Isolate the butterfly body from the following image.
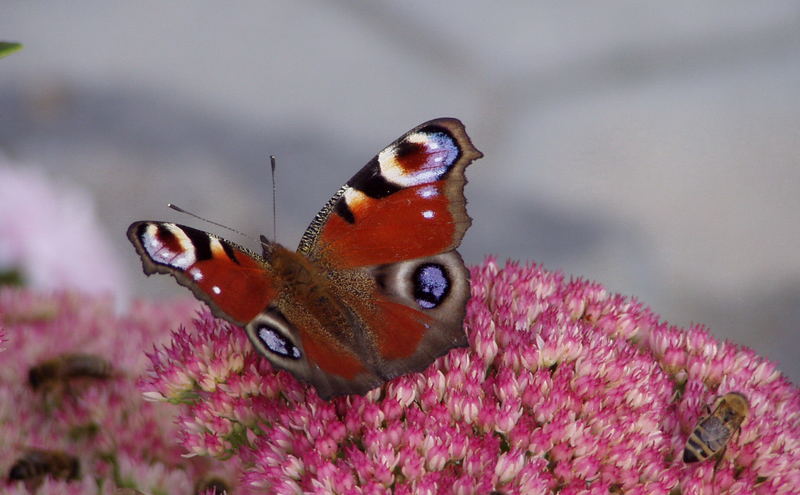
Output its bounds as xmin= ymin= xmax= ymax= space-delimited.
xmin=128 ymin=118 xmax=482 ymax=399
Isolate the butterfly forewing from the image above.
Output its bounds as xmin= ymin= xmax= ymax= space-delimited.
xmin=298 ymin=118 xmax=482 ymax=268
xmin=127 ymin=222 xmax=277 ymax=325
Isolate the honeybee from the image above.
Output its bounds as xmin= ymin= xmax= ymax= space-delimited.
xmin=7 ymin=449 xmax=80 ymax=488
xmin=683 ymin=392 xmax=749 ymax=464
xmin=28 ymin=353 xmax=113 ymax=391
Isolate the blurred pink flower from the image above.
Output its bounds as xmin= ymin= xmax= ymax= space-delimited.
xmin=141 ymin=258 xmax=800 ymax=494
xmin=0 ymin=289 xmax=236 ymax=494
xmin=0 ymin=161 xmax=126 ymax=296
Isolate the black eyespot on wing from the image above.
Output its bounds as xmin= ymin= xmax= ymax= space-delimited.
xmin=334 ymin=198 xmax=356 ymax=224
xmin=394 ymin=139 xmax=425 ymax=159
xmin=256 ymin=324 xmax=302 ymax=360
xmin=412 ymin=263 xmax=451 ymax=309
xmin=417 ymin=124 xmax=456 ymax=139
xmin=133 ymin=221 xmax=149 ymax=241
xmin=179 ymin=225 xmax=213 ymax=261
xmin=219 ymin=239 xmax=241 ymax=264
xmin=350 ymin=157 xmax=402 ymax=198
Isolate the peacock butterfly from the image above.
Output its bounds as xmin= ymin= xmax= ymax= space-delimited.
xmin=127 ymin=118 xmax=483 ymax=399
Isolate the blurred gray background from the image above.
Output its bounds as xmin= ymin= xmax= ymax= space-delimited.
xmin=1 ymin=2 xmax=798 ymax=383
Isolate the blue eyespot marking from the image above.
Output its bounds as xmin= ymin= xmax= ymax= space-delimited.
xmin=413 ymin=263 xmax=450 ymax=309
xmin=258 ymin=326 xmax=301 ymax=360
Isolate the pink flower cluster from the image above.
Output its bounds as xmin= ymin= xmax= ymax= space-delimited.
xmin=141 ymin=258 xmax=800 ymax=494
xmin=0 ymin=289 xmax=236 ymax=494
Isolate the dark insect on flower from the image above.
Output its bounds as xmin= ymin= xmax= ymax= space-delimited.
xmin=8 ymin=449 xmax=80 ymax=489
xmin=195 ymin=476 xmax=230 ymax=494
xmin=683 ymin=392 xmax=750 ymax=464
xmin=28 ymin=353 xmax=113 ymax=391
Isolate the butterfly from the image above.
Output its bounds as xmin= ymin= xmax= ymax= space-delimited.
xmin=127 ymin=118 xmax=483 ymax=399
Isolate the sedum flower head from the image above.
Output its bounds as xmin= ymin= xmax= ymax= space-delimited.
xmin=142 ymin=258 xmax=800 ymax=494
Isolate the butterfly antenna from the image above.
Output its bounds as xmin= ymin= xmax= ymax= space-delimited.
xmin=270 ymin=155 xmax=277 ymax=242
xmin=168 ymin=203 xmax=254 ymax=241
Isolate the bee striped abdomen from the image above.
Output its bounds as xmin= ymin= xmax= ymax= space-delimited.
xmin=683 ymin=392 xmax=749 ymax=464
xmin=684 ymin=416 xmax=731 ymax=462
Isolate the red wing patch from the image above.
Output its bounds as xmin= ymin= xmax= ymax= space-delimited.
xmin=298 ymin=328 xmax=366 ymax=379
xmin=319 ymin=181 xmax=464 ymax=267
xmin=367 ymin=299 xmax=431 ymax=360
xmin=127 ymin=222 xmax=277 ymax=325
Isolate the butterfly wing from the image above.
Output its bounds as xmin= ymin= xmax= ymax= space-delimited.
xmin=297 ymin=118 xmax=482 ymax=267
xmin=127 ymin=222 xmax=277 ymax=326
xmin=276 ymin=118 xmax=482 ymax=394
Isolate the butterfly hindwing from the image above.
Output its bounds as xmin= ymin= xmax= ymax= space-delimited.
xmin=361 ymin=250 xmax=470 ymax=379
xmin=127 ymin=222 xmax=277 ymax=325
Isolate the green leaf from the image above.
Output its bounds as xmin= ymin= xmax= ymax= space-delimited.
xmin=0 ymin=42 xmax=23 ymax=59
